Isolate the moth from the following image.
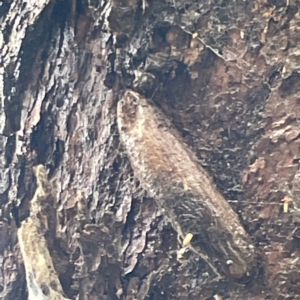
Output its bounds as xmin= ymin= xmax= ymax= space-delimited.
xmin=117 ymin=90 xmax=257 ymax=281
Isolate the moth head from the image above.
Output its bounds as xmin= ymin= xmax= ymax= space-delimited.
xmin=117 ymin=91 xmax=141 ymax=130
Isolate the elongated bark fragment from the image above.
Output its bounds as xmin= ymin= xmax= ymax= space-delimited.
xmin=18 ymin=217 xmax=70 ymax=300
xmin=18 ymin=165 xmax=69 ymax=300
xmin=117 ymin=90 xmax=257 ymax=281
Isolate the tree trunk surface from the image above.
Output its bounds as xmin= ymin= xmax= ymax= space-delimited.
xmin=1 ymin=0 xmax=300 ymax=299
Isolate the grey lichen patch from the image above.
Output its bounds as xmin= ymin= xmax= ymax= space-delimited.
xmin=17 ymin=165 xmax=70 ymax=300
xmin=117 ymin=90 xmax=257 ymax=281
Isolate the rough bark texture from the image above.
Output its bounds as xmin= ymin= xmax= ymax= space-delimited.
xmin=1 ymin=0 xmax=300 ymax=299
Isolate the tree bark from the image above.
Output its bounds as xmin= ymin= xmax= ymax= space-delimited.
xmin=1 ymin=0 xmax=300 ymax=299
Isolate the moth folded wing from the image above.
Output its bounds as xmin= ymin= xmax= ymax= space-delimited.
xmin=162 ymin=188 xmax=257 ymax=281
xmin=116 ymin=90 xmax=258 ymax=281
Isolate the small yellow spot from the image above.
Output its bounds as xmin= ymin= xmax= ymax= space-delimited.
xmin=282 ymin=65 xmax=286 ymax=74
xmin=192 ymin=32 xmax=198 ymax=39
xmin=183 ymin=182 xmax=189 ymax=191
xmin=281 ymin=196 xmax=293 ymax=213
xmin=183 ymin=233 xmax=193 ymax=246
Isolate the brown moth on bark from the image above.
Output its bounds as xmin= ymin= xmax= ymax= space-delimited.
xmin=117 ymin=90 xmax=257 ymax=281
